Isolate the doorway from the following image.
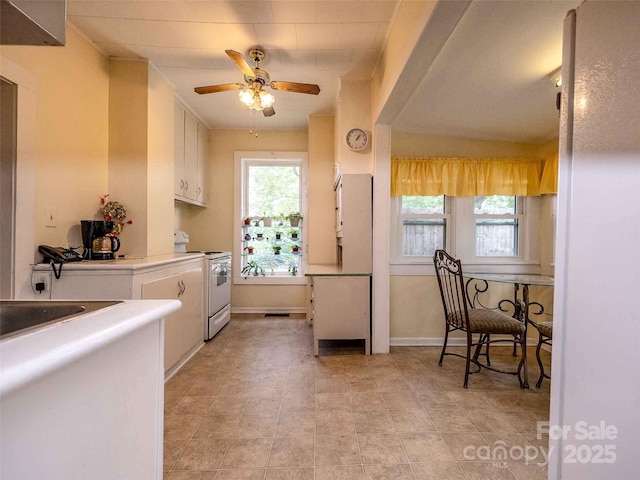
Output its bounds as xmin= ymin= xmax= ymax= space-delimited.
xmin=1 ymin=76 xmax=17 ymax=298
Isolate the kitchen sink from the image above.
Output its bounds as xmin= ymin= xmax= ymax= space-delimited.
xmin=0 ymin=300 xmax=122 ymax=339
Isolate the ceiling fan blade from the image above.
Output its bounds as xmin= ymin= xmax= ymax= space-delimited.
xmin=194 ymin=83 xmax=245 ymax=95
xmin=262 ymin=106 xmax=275 ymax=117
xmin=270 ymin=81 xmax=320 ymax=95
xmin=225 ymin=50 xmax=255 ymax=78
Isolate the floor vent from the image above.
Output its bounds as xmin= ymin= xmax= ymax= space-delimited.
xmin=264 ymin=313 xmax=290 ymax=318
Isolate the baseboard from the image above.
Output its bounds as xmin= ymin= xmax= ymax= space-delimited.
xmin=164 ymin=341 xmax=204 ymax=382
xmin=231 ymin=307 xmax=307 ymax=315
xmin=390 ymin=337 xmax=542 ymax=347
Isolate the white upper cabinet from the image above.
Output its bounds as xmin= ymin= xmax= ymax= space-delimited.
xmin=196 ymin=122 xmax=209 ymax=204
xmin=174 ymin=99 xmax=208 ymax=206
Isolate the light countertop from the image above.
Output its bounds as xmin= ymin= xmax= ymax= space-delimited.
xmin=34 ymin=252 xmax=204 ymax=272
xmin=305 ymin=264 xmax=372 ymax=276
xmin=0 ymin=299 xmax=181 ymax=396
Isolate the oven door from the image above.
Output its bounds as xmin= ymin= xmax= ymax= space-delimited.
xmin=209 ymin=258 xmax=231 ymax=316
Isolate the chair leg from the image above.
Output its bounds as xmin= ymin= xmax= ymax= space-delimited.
xmin=464 ymin=333 xmax=473 ymax=388
xmin=471 ymin=333 xmax=491 ymax=366
xmin=439 ymin=327 xmax=450 ymax=366
xmin=517 ymin=333 xmax=529 ymax=388
xmin=535 ymin=336 xmax=546 ymax=388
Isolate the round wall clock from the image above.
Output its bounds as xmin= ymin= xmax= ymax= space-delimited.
xmin=346 ymin=128 xmax=369 ymax=151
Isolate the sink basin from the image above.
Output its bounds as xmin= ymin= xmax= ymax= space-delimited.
xmin=0 ymin=301 xmax=122 ymax=339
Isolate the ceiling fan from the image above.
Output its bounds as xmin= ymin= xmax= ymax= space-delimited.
xmin=194 ymin=49 xmax=321 ymax=117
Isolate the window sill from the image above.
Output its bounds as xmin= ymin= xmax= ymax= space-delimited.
xmin=390 ymin=259 xmax=541 ymax=276
xmin=233 ymin=275 xmax=307 ymax=285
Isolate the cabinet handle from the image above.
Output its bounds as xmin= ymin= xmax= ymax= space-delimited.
xmin=184 ymin=181 xmax=189 ymax=192
xmin=177 ymin=280 xmax=186 ymax=297
xmin=196 ymin=187 xmax=201 ymax=196
xmin=180 ymin=179 xmax=185 ymax=190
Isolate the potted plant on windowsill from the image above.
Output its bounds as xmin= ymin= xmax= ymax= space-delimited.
xmin=287 ymin=212 xmax=303 ymax=227
xmin=262 ymin=214 xmax=273 ymax=227
xmin=289 ymin=229 xmax=299 ymax=240
xmin=275 ymin=230 xmax=283 ymax=240
xmin=244 ymin=246 xmax=255 ymax=255
xmin=243 ymin=217 xmax=252 ymax=226
xmin=272 ymin=245 xmax=282 ymax=255
xmin=241 ymin=260 xmax=265 ymax=277
xmin=291 ymin=245 xmax=300 ymax=254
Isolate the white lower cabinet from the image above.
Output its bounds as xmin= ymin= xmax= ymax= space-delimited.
xmin=309 ymin=275 xmax=370 ymax=355
xmin=43 ymin=256 xmax=204 ymax=377
xmin=142 ymin=267 xmax=203 ymax=373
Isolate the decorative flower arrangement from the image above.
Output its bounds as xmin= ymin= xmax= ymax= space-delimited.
xmin=100 ymin=194 xmax=132 ymax=235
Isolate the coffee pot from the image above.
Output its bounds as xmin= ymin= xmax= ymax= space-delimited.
xmin=81 ymin=220 xmax=120 ymax=260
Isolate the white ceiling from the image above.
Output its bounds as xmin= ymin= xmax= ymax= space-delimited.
xmin=68 ymin=0 xmax=580 ymax=143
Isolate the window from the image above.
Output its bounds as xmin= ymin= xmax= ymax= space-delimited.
xmin=234 ymin=152 xmax=308 ymax=284
xmin=391 ymin=195 xmax=540 ymax=273
xmin=397 ymin=195 xmax=449 ymax=257
xmin=474 ymin=195 xmax=521 ymax=257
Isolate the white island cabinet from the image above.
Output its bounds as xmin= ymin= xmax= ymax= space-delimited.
xmin=306 ymin=265 xmax=371 ymax=355
xmin=38 ymin=254 xmax=205 ymax=377
xmin=0 ymin=299 xmax=180 ymax=480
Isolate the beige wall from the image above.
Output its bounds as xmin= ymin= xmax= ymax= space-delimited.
xmin=2 ymin=27 xmax=176 ymax=298
xmin=176 ymin=128 xmax=315 ymax=310
xmin=146 ymin=65 xmax=175 ymax=256
xmin=336 ymin=78 xmax=373 ymax=175
xmin=388 ymin=131 xmax=556 ymax=343
xmin=537 ymin=139 xmax=559 ymax=276
xmin=108 ymin=59 xmax=175 ymax=258
xmin=1 ymin=26 xmax=110 ymax=252
xmin=308 ymin=115 xmax=336 ymax=265
xmin=108 ymin=59 xmax=149 ymax=257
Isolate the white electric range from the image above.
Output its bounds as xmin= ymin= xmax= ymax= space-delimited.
xmin=194 ymin=251 xmax=231 ymax=340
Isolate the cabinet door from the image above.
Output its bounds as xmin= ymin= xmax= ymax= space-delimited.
xmin=183 ymin=111 xmax=198 ymax=201
xmin=174 ymin=100 xmax=186 ymax=196
xmin=196 ymin=122 xmax=208 ymax=204
xmin=313 ymin=276 xmax=370 ymax=341
xmin=142 ymin=267 xmax=203 ymax=372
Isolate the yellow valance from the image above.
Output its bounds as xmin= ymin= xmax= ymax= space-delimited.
xmin=391 ymin=157 xmax=557 ymax=197
xmin=539 ymin=151 xmax=558 ymax=194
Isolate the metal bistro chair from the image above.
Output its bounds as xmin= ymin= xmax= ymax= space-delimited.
xmin=532 ymin=320 xmax=553 ymax=387
xmin=433 ymin=250 xmax=528 ymax=388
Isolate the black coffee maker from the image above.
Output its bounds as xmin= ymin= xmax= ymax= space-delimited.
xmin=81 ymin=220 xmax=120 ymax=260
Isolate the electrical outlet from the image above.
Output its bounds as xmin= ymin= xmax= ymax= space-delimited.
xmin=36 ymin=274 xmax=49 ymax=292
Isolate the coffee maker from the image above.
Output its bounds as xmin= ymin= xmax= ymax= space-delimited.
xmin=81 ymin=220 xmax=120 ymax=260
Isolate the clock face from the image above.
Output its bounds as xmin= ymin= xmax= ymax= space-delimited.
xmin=346 ymin=128 xmax=368 ymax=151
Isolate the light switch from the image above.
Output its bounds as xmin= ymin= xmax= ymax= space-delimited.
xmin=45 ymin=206 xmax=57 ymax=227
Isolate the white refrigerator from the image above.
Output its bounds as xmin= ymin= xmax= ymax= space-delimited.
xmin=551 ymin=2 xmax=640 ymax=479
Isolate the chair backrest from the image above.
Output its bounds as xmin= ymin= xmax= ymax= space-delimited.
xmin=433 ymin=249 xmax=470 ymax=331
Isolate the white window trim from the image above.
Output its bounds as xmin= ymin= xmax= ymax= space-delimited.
xmin=390 ymin=195 xmax=453 ymax=264
xmin=390 ymin=196 xmax=541 ymax=276
xmin=233 ymin=151 xmax=308 ymax=285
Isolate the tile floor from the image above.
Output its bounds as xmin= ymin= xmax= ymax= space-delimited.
xmin=164 ymin=316 xmax=551 ymax=480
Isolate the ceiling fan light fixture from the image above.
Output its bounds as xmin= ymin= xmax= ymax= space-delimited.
xmin=259 ymin=91 xmax=275 ymax=108
xmin=239 ymin=87 xmax=255 ymax=107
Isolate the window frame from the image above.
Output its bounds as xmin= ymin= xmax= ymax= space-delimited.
xmin=233 ymin=151 xmax=308 ymax=285
xmin=391 ymin=195 xmax=453 ymax=263
xmin=471 ymin=195 xmax=523 ymax=259
xmin=391 ymin=195 xmax=541 ymax=275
